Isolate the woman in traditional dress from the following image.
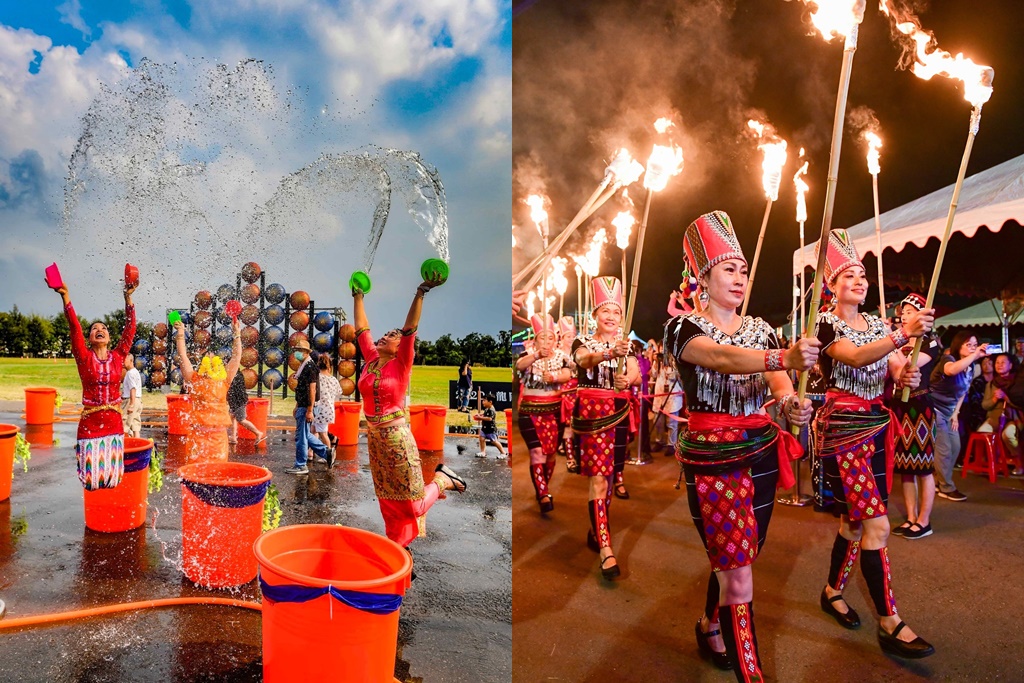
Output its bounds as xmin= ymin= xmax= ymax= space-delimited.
xmin=664 ymin=211 xmax=818 ymax=681
xmin=351 ymin=274 xmax=465 ymax=551
xmin=570 ymin=276 xmax=639 ymax=580
xmin=516 ymin=313 xmax=573 ymax=513
xmin=51 ymin=276 xmax=137 ymax=490
xmin=173 ymin=317 xmax=242 ymax=462
xmin=888 ymin=293 xmax=943 ymax=540
xmin=812 ymin=230 xmax=936 ymax=658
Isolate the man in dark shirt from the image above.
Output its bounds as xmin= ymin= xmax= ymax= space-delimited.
xmin=286 ymin=340 xmax=327 ymax=474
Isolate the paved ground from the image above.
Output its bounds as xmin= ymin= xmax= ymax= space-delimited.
xmin=0 ymin=401 xmax=511 ymax=682
xmin=510 ymin=423 xmax=1024 ymax=682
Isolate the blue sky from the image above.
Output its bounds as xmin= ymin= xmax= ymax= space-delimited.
xmin=0 ymin=0 xmax=511 ymax=340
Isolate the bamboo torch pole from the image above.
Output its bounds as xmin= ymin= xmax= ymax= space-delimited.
xmin=741 ymin=199 xmax=774 ymax=317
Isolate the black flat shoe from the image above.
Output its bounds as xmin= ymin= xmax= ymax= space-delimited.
xmin=587 ymin=530 xmax=600 ymax=553
xmin=820 ymin=589 xmax=861 ymax=629
xmin=878 ymin=621 xmax=935 ymax=658
xmin=600 ymin=554 xmax=621 ymax=580
xmin=695 ymin=620 xmax=733 ymax=671
xmin=613 ymin=483 xmax=630 ymax=500
xmin=539 ymin=495 xmax=554 ymax=514
xmin=891 ymin=520 xmax=913 ymax=537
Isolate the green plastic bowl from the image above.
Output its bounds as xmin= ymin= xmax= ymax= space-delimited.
xmin=420 ymin=258 xmax=450 ymax=284
xmin=349 ymin=271 xmax=372 ymax=294
xmin=168 ymin=310 xmax=182 ymax=326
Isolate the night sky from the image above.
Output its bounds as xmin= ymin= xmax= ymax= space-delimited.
xmin=512 ymin=0 xmax=1024 ymax=339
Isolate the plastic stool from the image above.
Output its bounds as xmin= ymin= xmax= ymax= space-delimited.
xmin=962 ymin=432 xmax=1009 ymax=483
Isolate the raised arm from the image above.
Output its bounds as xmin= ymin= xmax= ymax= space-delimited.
xmin=225 ymin=318 xmax=242 ymax=386
xmin=173 ymin=321 xmax=195 ymax=384
xmin=52 ymin=283 xmax=88 ymax=362
xmin=827 ymin=309 xmax=933 ymax=369
xmin=353 ymin=290 xmax=369 ymax=332
xmin=113 ymin=282 xmax=138 ymax=357
xmin=681 ymin=335 xmax=820 ymax=376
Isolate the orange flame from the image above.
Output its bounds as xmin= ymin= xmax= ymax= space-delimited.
xmin=643 ymin=145 xmax=683 ymax=192
xmin=864 ymin=131 xmax=882 ymax=175
xmin=524 ymin=195 xmax=548 ymax=237
xmin=654 ymin=117 xmax=675 ymax=134
xmin=794 ymin=152 xmax=809 ymax=224
xmin=748 ymin=119 xmax=789 ymax=202
xmin=611 ymin=211 xmax=635 ymax=249
xmin=801 ymin=0 xmax=866 ymax=42
xmin=573 ymin=228 xmax=608 ymax=277
xmin=606 ymin=148 xmax=645 ymax=187
xmin=879 ymin=0 xmax=994 ymax=107
xmin=550 ymin=257 xmax=569 ymax=296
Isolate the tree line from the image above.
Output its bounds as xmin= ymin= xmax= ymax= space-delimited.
xmin=0 ymin=306 xmax=512 ymax=367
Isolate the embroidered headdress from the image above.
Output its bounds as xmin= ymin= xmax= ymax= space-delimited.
xmin=530 ymin=313 xmax=556 ymax=338
xmin=591 ymin=276 xmax=623 ymax=316
xmin=816 ymin=229 xmax=863 ymax=285
xmin=557 ymin=315 xmax=576 ymax=340
xmin=683 ymin=211 xmax=746 ymax=282
xmin=900 ymin=292 xmax=926 ymax=311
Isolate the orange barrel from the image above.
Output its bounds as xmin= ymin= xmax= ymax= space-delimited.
xmin=255 ymin=525 xmax=412 ymax=683
xmin=179 ymin=462 xmax=272 ymax=588
xmin=329 ymin=401 xmax=362 ymax=446
xmin=0 ymin=424 xmax=19 ymax=503
xmin=24 ymin=424 xmax=54 ymax=449
xmin=83 ymin=437 xmax=153 ymax=533
xmin=167 ymin=394 xmax=191 ymax=435
xmin=24 ymin=387 xmax=57 ymax=425
xmin=504 ymin=409 xmax=512 ymax=428
xmin=239 ymin=398 xmax=270 ymax=440
xmin=408 ymin=405 xmax=447 ymax=451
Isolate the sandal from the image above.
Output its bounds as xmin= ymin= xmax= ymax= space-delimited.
xmin=566 ymin=459 xmax=579 ymax=474
xmin=539 ymin=495 xmax=554 ymax=514
xmin=435 ymin=464 xmax=467 ymax=493
xmin=600 ymin=553 xmax=621 ymax=580
xmin=614 ymin=483 xmax=630 ymax=500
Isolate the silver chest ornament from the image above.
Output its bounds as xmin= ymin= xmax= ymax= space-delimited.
xmin=819 ymin=312 xmax=889 ymax=399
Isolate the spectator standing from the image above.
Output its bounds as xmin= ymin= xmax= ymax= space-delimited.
xmin=458 ymin=358 xmax=473 ymax=412
xmin=285 ymin=339 xmax=327 ymax=474
xmin=313 ymin=353 xmax=343 ymax=466
xmin=121 ymin=353 xmax=143 ymax=439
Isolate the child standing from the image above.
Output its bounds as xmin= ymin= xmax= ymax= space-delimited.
xmin=475 ymin=393 xmax=507 ymax=459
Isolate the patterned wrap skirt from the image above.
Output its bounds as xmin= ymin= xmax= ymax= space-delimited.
xmin=571 ymin=388 xmax=631 ymax=478
xmin=367 ymin=422 xmax=427 ymax=545
xmin=560 ymin=378 xmax=578 ymax=427
xmin=518 ymin=394 xmax=562 ymax=454
xmin=76 ymin=433 xmax=125 ymax=491
xmin=814 ymin=392 xmax=898 ymax=521
xmin=891 ymin=392 xmax=935 ymax=475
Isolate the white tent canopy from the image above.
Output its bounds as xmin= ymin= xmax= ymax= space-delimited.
xmin=793 ymin=153 xmax=1024 ymax=276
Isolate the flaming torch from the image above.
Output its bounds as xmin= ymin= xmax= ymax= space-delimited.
xmin=741 ymin=118 xmax=789 ymax=317
xmin=879 ymin=4 xmax=995 ymax=401
xmin=794 ymin=151 xmax=810 ymax=335
xmin=612 ymin=209 xmax=636 ymax=305
xmin=864 ymin=130 xmax=887 ymax=319
xmin=619 ymin=122 xmax=685 ymax=370
xmin=792 ymin=0 xmax=867 ymax=431
xmin=513 ymin=149 xmax=644 ymax=291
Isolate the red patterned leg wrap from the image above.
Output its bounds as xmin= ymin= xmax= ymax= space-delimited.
xmin=614 ymin=468 xmax=624 ymax=486
xmin=861 ymin=547 xmax=899 ymax=617
xmin=695 ymin=470 xmax=759 ymax=571
xmin=837 ymin=440 xmax=886 ymax=521
xmin=720 ymin=602 xmax=763 ymax=683
xmin=530 ymin=463 xmax=549 ymax=500
xmin=589 ymin=497 xmax=612 ymax=549
xmin=544 ymin=454 xmax=556 ymax=482
xmin=828 ymin=534 xmax=860 ymax=592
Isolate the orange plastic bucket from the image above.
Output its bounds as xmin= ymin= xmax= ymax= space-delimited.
xmin=329 ymin=401 xmax=362 ymax=446
xmin=24 ymin=387 xmax=57 ymax=425
xmin=239 ymin=397 xmax=270 ymax=440
xmin=167 ymin=394 xmax=191 ymax=435
xmin=0 ymin=424 xmax=19 ymax=503
xmin=408 ymin=404 xmax=446 ymax=451
xmin=255 ymin=525 xmax=412 ymax=683
xmin=83 ymin=437 xmax=153 ymax=533
xmin=179 ymin=462 xmax=272 ymax=588
xmin=24 ymin=424 xmax=54 ymax=449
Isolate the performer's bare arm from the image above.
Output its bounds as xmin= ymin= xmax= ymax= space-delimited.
xmin=681 ymin=336 xmax=820 ymax=376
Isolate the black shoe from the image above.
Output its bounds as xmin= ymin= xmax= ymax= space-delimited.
xmin=891 ymin=520 xmax=913 ymax=537
xmin=613 ymin=483 xmax=630 ymax=500
xmin=878 ymin=621 xmax=935 ymax=658
xmin=937 ymin=489 xmax=967 ymax=502
xmin=587 ymin=530 xmax=600 ymax=553
xmin=539 ymin=495 xmax=554 ymax=514
xmin=695 ymin=620 xmax=733 ymax=671
xmin=600 ymin=554 xmax=621 ymax=580
xmin=903 ymin=523 xmax=932 ymax=539
xmin=820 ymin=589 xmax=861 ymax=629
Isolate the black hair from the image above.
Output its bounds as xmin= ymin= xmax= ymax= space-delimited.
xmin=947 ymin=329 xmax=976 ymax=359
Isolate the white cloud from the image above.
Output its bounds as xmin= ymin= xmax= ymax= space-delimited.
xmin=57 ymin=0 xmax=91 ymax=38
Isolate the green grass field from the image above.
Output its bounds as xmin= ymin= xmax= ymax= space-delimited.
xmin=0 ymin=359 xmax=511 ymax=427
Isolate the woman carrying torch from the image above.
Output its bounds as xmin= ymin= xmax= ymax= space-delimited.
xmin=570 ymin=276 xmax=638 ymax=580
xmin=664 ymin=211 xmax=817 ymax=681
xmin=811 ymin=231 xmax=935 ymax=659
xmin=515 ymin=314 xmax=573 ymax=514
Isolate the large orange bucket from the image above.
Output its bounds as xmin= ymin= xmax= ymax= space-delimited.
xmin=179 ymin=462 xmax=271 ymax=588
xmin=0 ymin=424 xmax=19 ymax=503
xmin=255 ymin=525 xmax=412 ymax=683
xmin=329 ymin=401 xmax=362 ymax=446
xmin=408 ymin=404 xmax=446 ymax=451
xmin=239 ymin=397 xmax=270 ymax=440
xmin=24 ymin=387 xmax=57 ymax=425
xmin=83 ymin=437 xmax=152 ymax=533
xmin=167 ymin=394 xmax=191 ymax=435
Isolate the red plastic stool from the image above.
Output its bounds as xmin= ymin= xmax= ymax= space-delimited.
xmin=962 ymin=433 xmax=1009 ymax=483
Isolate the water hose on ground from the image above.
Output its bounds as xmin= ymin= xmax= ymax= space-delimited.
xmin=0 ymin=597 xmax=261 ymax=631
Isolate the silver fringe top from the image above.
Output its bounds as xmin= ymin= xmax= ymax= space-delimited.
xmin=818 ymin=311 xmax=889 ymax=400
xmin=573 ymin=336 xmax=628 ymax=390
xmin=665 ymin=314 xmax=776 ymax=417
xmin=517 ymin=348 xmax=572 ymax=391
